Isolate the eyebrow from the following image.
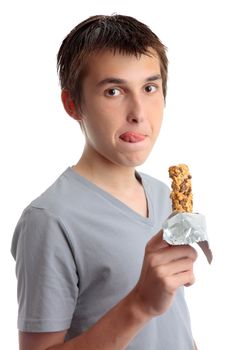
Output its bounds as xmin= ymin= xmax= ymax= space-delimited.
xmin=96 ymin=74 xmax=162 ymax=87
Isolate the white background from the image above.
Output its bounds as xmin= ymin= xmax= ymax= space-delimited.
xmin=1 ymin=0 xmax=232 ymax=348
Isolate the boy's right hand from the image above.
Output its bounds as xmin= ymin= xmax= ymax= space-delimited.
xmin=132 ymin=230 xmax=197 ymax=318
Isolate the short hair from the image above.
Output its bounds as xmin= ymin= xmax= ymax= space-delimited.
xmin=57 ymin=14 xmax=168 ymax=105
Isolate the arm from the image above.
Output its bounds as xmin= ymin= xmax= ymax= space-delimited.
xmin=20 ymin=290 xmax=151 ymax=350
xmin=19 ymin=230 xmax=197 ymax=350
xmin=19 ymin=331 xmax=67 ymax=350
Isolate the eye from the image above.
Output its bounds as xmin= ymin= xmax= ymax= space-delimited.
xmin=105 ymin=88 xmax=121 ymax=97
xmin=144 ymin=85 xmax=158 ymax=93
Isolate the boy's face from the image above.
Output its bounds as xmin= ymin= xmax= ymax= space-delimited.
xmin=78 ymin=49 xmax=164 ymax=168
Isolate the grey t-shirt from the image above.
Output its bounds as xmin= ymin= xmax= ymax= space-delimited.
xmin=11 ymin=167 xmax=194 ymax=349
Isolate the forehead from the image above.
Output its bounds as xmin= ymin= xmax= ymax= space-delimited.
xmin=83 ymin=49 xmax=161 ymax=84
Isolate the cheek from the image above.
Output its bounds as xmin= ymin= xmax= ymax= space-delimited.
xmin=85 ymin=99 xmax=113 ymax=123
xmin=150 ymin=103 xmax=164 ymax=127
xmin=84 ymin=117 xmax=113 ymax=144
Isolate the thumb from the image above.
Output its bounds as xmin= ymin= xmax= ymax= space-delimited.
xmin=146 ymin=229 xmax=170 ymax=252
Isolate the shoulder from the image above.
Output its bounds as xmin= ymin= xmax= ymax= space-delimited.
xmin=11 ymin=168 xmax=76 ymax=258
xmin=11 ymin=205 xmax=68 ymax=260
xmin=27 ymin=167 xmax=86 ymax=217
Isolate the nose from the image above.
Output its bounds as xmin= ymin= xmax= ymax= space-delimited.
xmin=126 ymin=94 xmax=145 ymax=124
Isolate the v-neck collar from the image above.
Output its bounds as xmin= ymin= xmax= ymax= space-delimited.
xmin=65 ymin=167 xmax=155 ymax=226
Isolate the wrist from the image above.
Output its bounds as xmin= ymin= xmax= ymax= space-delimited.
xmin=125 ymin=287 xmax=154 ymax=326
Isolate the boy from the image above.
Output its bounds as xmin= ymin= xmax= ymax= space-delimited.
xmin=11 ymin=14 xmax=198 ymax=350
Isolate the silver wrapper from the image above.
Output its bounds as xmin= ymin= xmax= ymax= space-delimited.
xmin=162 ymin=212 xmax=213 ymax=264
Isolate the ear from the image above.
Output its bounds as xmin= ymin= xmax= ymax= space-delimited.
xmin=61 ymin=89 xmax=82 ymax=121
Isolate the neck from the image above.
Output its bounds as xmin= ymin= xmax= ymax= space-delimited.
xmin=72 ymin=146 xmax=139 ymax=193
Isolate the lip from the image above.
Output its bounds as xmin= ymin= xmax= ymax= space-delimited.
xmin=119 ymin=131 xmax=146 ymax=143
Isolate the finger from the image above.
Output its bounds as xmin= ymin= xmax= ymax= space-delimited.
xmin=157 ymin=245 xmax=198 ymax=263
xmin=171 ymin=270 xmax=196 ymax=289
xmin=184 ymin=282 xmax=193 ymax=287
xmin=156 ymin=258 xmax=194 ymax=277
xmin=147 ymin=244 xmax=198 ymax=268
xmin=146 ymin=230 xmax=170 ymax=253
xmin=180 ymin=270 xmax=195 ymax=286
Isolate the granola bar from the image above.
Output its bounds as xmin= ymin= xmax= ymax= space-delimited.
xmin=168 ymin=164 xmax=193 ymax=212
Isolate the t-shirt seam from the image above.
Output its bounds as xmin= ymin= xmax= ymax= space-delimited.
xmin=28 ymin=205 xmax=79 ymax=274
xmin=18 ymin=316 xmax=72 ymax=322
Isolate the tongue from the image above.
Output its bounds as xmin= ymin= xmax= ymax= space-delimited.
xmin=120 ymin=132 xmax=145 ymax=143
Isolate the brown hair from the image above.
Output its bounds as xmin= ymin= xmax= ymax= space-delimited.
xmin=57 ymin=14 xmax=168 ymax=105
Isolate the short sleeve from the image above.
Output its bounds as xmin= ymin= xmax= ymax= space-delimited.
xmin=11 ymin=206 xmax=79 ymax=332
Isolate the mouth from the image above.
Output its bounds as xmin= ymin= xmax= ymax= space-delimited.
xmin=119 ymin=132 xmax=146 ymax=143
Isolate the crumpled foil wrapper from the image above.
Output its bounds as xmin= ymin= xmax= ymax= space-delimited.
xmin=162 ymin=212 xmax=213 ymax=264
